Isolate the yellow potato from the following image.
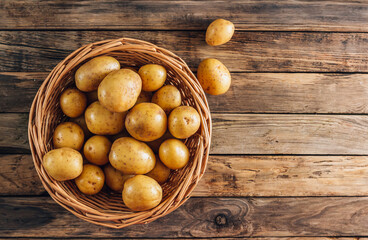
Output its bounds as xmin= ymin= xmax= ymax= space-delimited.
xmin=146 ymin=158 xmax=171 ymax=184
xmin=75 ymin=56 xmax=120 ymax=92
xmin=83 ymin=135 xmax=112 ymax=165
xmin=146 ymin=130 xmax=173 ymax=153
xmin=123 ymin=175 xmax=162 ymax=211
xmin=104 ymin=164 xmax=134 ymax=192
xmin=168 ymin=106 xmax=200 ymax=139
xmin=152 ymin=85 xmax=181 ymax=114
xmin=125 ymin=103 xmax=167 ymax=142
xmin=86 ymin=91 xmax=98 ymax=104
xmin=135 ymin=91 xmax=152 ymax=105
xmin=109 ymin=137 xmax=156 ymax=175
xmin=75 ymin=164 xmax=105 ymax=195
xmin=159 ymin=139 xmax=189 ymax=169
xmin=85 ymin=101 xmax=126 ymax=135
xmin=70 ymin=115 xmax=92 ymax=139
xmin=43 ymin=148 xmax=83 ymax=181
xmin=138 ymin=64 xmax=166 ymax=91
xmin=53 ymin=122 xmax=84 ymax=150
xmin=197 ymin=58 xmax=231 ymax=95
xmin=60 ymin=88 xmax=87 ymax=118
xmin=98 ymin=69 xmax=142 ymax=112
xmin=206 ymin=18 xmax=235 ymax=46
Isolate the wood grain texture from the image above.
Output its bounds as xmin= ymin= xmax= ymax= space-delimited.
xmin=2 ymin=31 xmax=368 ymax=72
xmin=2 ymin=1 xmax=368 ymax=31
xmin=1 ymin=197 xmax=368 ymax=237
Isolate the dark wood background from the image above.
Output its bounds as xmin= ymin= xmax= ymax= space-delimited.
xmin=2 ymin=0 xmax=368 ymax=238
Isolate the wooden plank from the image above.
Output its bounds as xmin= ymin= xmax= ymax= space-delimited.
xmin=0 ymin=238 xmax=359 ymax=240
xmin=2 ymin=1 xmax=368 ymax=31
xmin=3 ymin=154 xmax=368 ymax=197
xmin=4 ymin=72 xmax=368 ymax=114
xmin=2 ymin=31 xmax=368 ymax=72
xmin=1 ymin=197 xmax=368 ymax=237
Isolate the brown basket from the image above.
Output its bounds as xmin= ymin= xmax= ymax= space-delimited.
xmin=28 ymin=38 xmax=212 ymax=228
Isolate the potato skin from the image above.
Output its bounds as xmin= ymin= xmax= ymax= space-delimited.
xmin=85 ymin=101 xmax=126 ymax=135
xmin=146 ymin=158 xmax=171 ymax=184
xmin=104 ymin=164 xmax=134 ymax=192
xmin=75 ymin=56 xmax=120 ymax=92
xmin=53 ymin=122 xmax=84 ymax=150
xmin=159 ymin=139 xmax=189 ymax=169
xmin=168 ymin=106 xmax=200 ymax=139
xmin=83 ymin=135 xmax=112 ymax=165
xmin=75 ymin=164 xmax=105 ymax=195
xmin=43 ymin=148 xmax=83 ymax=181
xmin=123 ymin=175 xmax=162 ymax=211
xmin=146 ymin=130 xmax=173 ymax=153
xmin=152 ymin=85 xmax=181 ymax=114
xmin=206 ymin=18 xmax=235 ymax=46
xmin=138 ymin=64 xmax=167 ymax=91
xmin=98 ymin=69 xmax=142 ymax=112
xmin=125 ymin=103 xmax=167 ymax=142
xmin=60 ymin=88 xmax=87 ymax=118
xmin=70 ymin=115 xmax=92 ymax=139
xmin=109 ymin=137 xmax=156 ymax=175
xmin=135 ymin=91 xmax=152 ymax=105
xmin=197 ymin=58 xmax=231 ymax=95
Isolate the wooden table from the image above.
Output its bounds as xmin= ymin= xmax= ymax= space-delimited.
xmin=2 ymin=1 xmax=368 ymax=238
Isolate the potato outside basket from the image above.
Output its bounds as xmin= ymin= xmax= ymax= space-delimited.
xmin=28 ymin=38 xmax=212 ymax=228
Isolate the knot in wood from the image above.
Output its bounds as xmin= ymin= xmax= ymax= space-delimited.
xmin=215 ymin=213 xmax=227 ymax=226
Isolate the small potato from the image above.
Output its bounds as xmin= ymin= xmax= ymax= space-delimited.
xmin=152 ymin=85 xmax=181 ymax=114
xmin=70 ymin=115 xmax=92 ymax=139
xmin=123 ymin=175 xmax=162 ymax=211
xmin=104 ymin=164 xmax=134 ymax=192
xmin=53 ymin=122 xmax=84 ymax=150
xmin=86 ymin=91 xmax=98 ymax=104
xmin=75 ymin=164 xmax=105 ymax=195
xmin=159 ymin=139 xmax=189 ymax=170
xmin=146 ymin=130 xmax=173 ymax=153
xmin=109 ymin=137 xmax=156 ymax=175
xmin=43 ymin=148 xmax=83 ymax=181
xmin=138 ymin=64 xmax=167 ymax=91
xmin=168 ymin=106 xmax=200 ymax=139
xmin=83 ymin=136 xmax=112 ymax=165
xmin=85 ymin=101 xmax=126 ymax=135
xmin=98 ymin=69 xmax=142 ymax=112
xmin=60 ymin=88 xmax=87 ymax=118
xmin=206 ymin=18 xmax=235 ymax=46
xmin=197 ymin=58 xmax=231 ymax=95
xmin=135 ymin=91 xmax=152 ymax=105
xmin=75 ymin=56 xmax=120 ymax=92
xmin=125 ymin=103 xmax=167 ymax=142
xmin=146 ymin=158 xmax=171 ymax=184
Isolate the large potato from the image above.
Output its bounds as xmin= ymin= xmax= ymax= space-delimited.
xmin=159 ymin=139 xmax=189 ymax=170
xmin=109 ymin=137 xmax=156 ymax=175
xmin=197 ymin=58 xmax=231 ymax=95
xmin=85 ymin=101 xmax=126 ymax=135
xmin=43 ymin=148 xmax=83 ymax=181
xmin=168 ymin=106 xmax=200 ymax=139
xmin=53 ymin=122 xmax=84 ymax=150
xmin=75 ymin=164 xmax=105 ymax=195
xmin=151 ymin=85 xmax=181 ymax=114
xmin=75 ymin=56 xmax=120 ymax=92
xmin=60 ymin=88 xmax=87 ymax=118
xmin=125 ymin=103 xmax=167 ymax=142
xmin=146 ymin=158 xmax=171 ymax=184
xmin=83 ymin=135 xmax=111 ymax=165
xmin=98 ymin=69 xmax=142 ymax=112
xmin=104 ymin=164 xmax=134 ymax=192
xmin=138 ymin=64 xmax=166 ymax=91
xmin=206 ymin=19 xmax=235 ymax=46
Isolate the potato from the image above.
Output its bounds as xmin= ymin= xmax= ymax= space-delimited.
xmin=53 ymin=122 xmax=84 ymax=150
xmin=206 ymin=18 xmax=235 ymax=46
xmin=125 ymin=103 xmax=167 ymax=142
xmin=75 ymin=56 xmax=120 ymax=92
xmin=75 ymin=164 xmax=105 ymax=195
xmin=146 ymin=130 xmax=173 ymax=153
xmin=43 ymin=148 xmax=83 ymax=181
xmin=159 ymin=139 xmax=189 ymax=169
xmin=85 ymin=101 xmax=126 ymax=135
xmin=86 ymin=91 xmax=98 ymax=104
xmin=138 ymin=64 xmax=166 ymax=91
xmin=146 ymin=158 xmax=171 ymax=184
xmin=98 ymin=69 xmax=142 ymax=112
xmin=70 ymin=115 xmax=92 ymax=138
xmin=109 ymin=137 xmax=156 ymax=175
xmin=168 ymin=106 xmax=200 ymax=139
xmin=83 ymin=135 xmax=111 ymax=165
xmin=60 ymin=88 xmax=87 ymax=118
xmin=123 ymin=175 xmax=162 ymax=211
xmin=104 ymin=164 xmax=134 ymax=192
xmin=197 ymin=58 xmax=231 ymax=95
xmin=152 ymin=85 xmax=181 ymax=114
xmin=135 ymin=91 xmax=152 ymax=105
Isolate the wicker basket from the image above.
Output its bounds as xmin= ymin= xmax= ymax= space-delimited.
xmin=28 ymin=38 xmax=212 ymax=228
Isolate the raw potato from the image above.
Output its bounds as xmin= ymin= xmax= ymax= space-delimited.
xmin=75 ymin=56 xmax=120 ymax=92
xmin=70 ymin=115 xmax=92 ymax=138
xmin=43 ymin=148 xmax=83 ymax=181
xmin=123 ymin=175 xmax=162 ymax=211
xmin=53 ymin=122 xmax=84 ymax=151
xmin=146 ymin=130 xmax=173 ymax=153
xmin=152 ymin=85 xmax=181 ymax=114
xmin=104 ymin=164 xmax=134 ymax=192
xmin=109 ymin=137 xmax=156 ymax=175
xmin=168 ymin=106 xmax=200 ymax=139
xmin=135 ymin=91 xmax=152 ymax=105
xmin=138 ymin=64 xmax=167 ymax=91
xmin=85 ymin=101 xmax=126 ymax=135
xmin=206 ymin=18 xmax=235 ymax=46
xmin=75 ymin=164 xmax=105 ymax=195
xmin=60 ymin=88 xmax=87 ymax=118
xmin=125 ymin=103 xmax=167 ymax=142
xmin=98 ymin=69 xmax=142 ymax=112
xmin=86 ymin=91 xmax=98 ymax=104
xmin=146 ymin=158 xmax=171 ymax=184
xmin=159 ymin=139 xmax=190 ymax=169
xmin=83 ymin=135 xmax=112 ymax=165
xmin=197 ymin=58 xmax=231 ymax=95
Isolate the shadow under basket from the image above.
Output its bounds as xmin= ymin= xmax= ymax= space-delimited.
xmin=28 ymin=38 xmax=212 ymax=228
